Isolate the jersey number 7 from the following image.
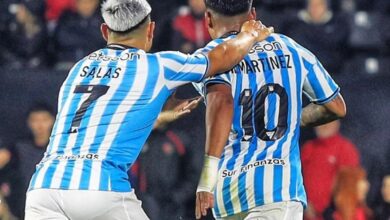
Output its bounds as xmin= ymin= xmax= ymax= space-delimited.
xmin=239 ymin=83 xmax=288 ymax=141
xmin=69 ymin=85 xmax=110 ymax=133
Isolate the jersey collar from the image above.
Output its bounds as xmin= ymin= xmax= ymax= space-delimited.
xmin=105 ymin=44 xmax=136 ymax=50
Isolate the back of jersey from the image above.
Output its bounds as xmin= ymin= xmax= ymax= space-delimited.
xmin=194 ymin=33 xmax=339 ymax=218
xmin=30 ymin=46 xmax=164 ymax=192
xmin=30 ymin=44 xmax=209 ymax=193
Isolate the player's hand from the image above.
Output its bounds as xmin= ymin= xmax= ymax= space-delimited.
xmin=241 ymin=20 xmax=274 ymax=42
xmin=164 ymin=94 xmax=202 ymax=113
xmin=166 ymin=96 xmax=202 ymax=120
xmin=174 ymin=96 xmax=203 ymax=117
xmin=195 ymin=191 xmax=214 ymax=219
xmin=155 ymin=97 xmax=203 ymax=128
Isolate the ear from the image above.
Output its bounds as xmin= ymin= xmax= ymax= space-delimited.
xmin=147 ymin=21 xmax=155 ymax=42
xmin=249 ymin=7 xmax=257 ymax=20
xmin=205 ymin=10 xmax=217 ymax=38
xmin=101 ymin=23 xmax=109 ymax=42
xmin=205 ymin=11 xmax=213 ymax=29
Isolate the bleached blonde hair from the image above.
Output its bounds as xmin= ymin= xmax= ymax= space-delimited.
xmin=101 ymin=0 xmax=152 ymax=32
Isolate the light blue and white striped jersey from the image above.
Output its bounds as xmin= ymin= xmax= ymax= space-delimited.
xmin=193 ymin=33 xmax=340 ymax=218
xmin=29 ymin=44 xmax=209 ymax=192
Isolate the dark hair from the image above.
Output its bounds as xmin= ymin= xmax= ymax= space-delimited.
xmin=204 ymin=0 xmax=253 ymax=16
xmin=27 ymin=102 xmax=55 ymax=117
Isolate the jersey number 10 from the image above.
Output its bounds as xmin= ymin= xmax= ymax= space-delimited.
xmin=239 ymin=83 xmax=288 ymax=142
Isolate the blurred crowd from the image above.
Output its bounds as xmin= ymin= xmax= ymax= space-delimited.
xmin=0 ymin=0 xmax=389 ymax=220
xmin=0 ymin=0 xmax=389 ymax=72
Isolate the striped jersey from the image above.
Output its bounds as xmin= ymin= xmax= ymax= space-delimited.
xmin=29 ymin=44 xmax=209 ymax=192
xmin=193 ymin=33 xmax=340 ymax=218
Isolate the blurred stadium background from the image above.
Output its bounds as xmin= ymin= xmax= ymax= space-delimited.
xmin=0 ymin=0 xmax=389 ymax=219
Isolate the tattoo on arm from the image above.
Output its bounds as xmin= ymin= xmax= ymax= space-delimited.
xmin=300 ymin=103 xmax=339 ymax=128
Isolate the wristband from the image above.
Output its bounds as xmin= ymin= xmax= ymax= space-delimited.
xmin=196 ymin=155 xmax=220 ymax=193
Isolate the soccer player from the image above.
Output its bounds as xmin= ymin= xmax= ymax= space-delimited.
xmin=193 ymin=0 xmax=347 ymax=219
xmin=24 ymin=0 xmax=273 ymax=219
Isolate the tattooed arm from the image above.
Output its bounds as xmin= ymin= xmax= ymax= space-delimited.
xmin=301 ymin=94 xmax=346 ymax=128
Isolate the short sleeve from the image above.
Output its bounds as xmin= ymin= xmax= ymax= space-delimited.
xmin=302 ymin=50 xmax=340 ymax=104
xmin=193 ymin=73 xmax=232 ymax=99
xmin=203 ymin=74 xmax=231 ymax=87
xmin=158 ymin=51 xmax=209 ymax=90
xmin=192 ymin=38 xmax=232 ymax=97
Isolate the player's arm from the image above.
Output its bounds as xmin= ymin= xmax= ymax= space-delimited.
xmin=154 ymin=96 xmax=202 ymax=129
xmin=300 ymin=94 xmax=346 ymax=128
xmin=204 ymin=84 xmax=233 ymax=157
xmin=195 ymin=84 xmax=233 ymax=219
xmin=205 ymin=20 xmax=273 ymax=78
xmin=298 ymin=41 xmax=346 ymax=128
xmin=160 ymin=21 xmax=272 ymax=91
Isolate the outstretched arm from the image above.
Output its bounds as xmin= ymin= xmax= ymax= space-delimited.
xmin=301 ymin=94 xmax=346 ymax=128
xmin=205 ymin=20 xmax=273 ymax=78
xmin=154 ymin=96 xmax=202 ymax=129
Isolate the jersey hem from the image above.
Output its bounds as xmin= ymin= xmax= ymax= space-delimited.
xmin=204 ymin=79 xmax=232 ymax=88
xmin=312 ymin=87 xmax=340 ymax=105
xmin=28 ymin=186 xmax=133 ymax=193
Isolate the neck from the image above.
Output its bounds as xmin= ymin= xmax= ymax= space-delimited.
xmin=107 ymin=37 xmax=146 ymax=50
xmin=212 ymin=16 xmax=247 ymax=39
xmin=214 ymin=25 xmax=241 ymax=39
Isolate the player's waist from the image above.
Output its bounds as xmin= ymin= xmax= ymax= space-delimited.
xmin=40 ymin=152 xmax=133 ymax=165
xmin=31 ymin=156 xmax=133 ymax=192
xmin=219 ymin=150 xmax=297 ymax=170
xmin=219 ymin=157 xmax=290 ymax=177
xmin=40 ymin=152 xmax=102 ymax=163
xmin=214 ymin=162 xmax=306 ymax=217
xmin=220 ymin=139 xmax=300 ymax=166
xmin=38 ymin=154 xmax=133 ymax=175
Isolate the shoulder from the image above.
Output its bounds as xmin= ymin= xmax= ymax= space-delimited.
xmin=269 ymin=33 xmax=292 ymax=41
xmin=154 ymin=50 xmax=185 ymax=57
xmin=195 ymin=37 xmax=230 ymax=54
xmin=266 ymin=33 xmax=302 ymax=51
xmin=153 ymin=51 xmax=189 ymax=64
xmin=249 ymin=33 xmax=304 ymax=56
xmin=274 ymin=33 xmax=317 ymax=62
